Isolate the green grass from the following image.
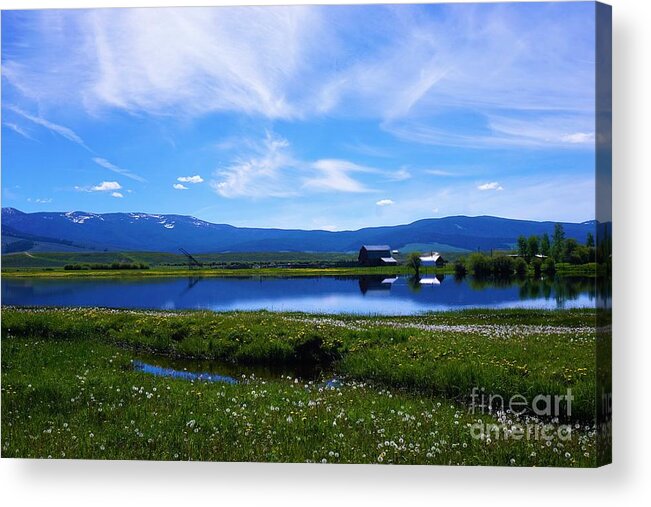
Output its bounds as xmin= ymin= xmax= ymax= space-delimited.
xmin=1 ymin=251 xmax=358 ymax=269
xmin=1 ymin=307 xmax=600 ymax=464
xmin=554 ymin=262 xmax=600 ymax=277
xmin=1 ymin=265 xmax=450 ymax=278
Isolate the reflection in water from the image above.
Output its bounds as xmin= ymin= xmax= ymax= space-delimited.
xmin=2 ymin=274 xmax=599 ymax=315
xmin=177 ymin=276 xmax=203 ymax=298
xmin=132 ymin=353 xmax=326 ymax=382
xmin=358 ymin=275 xmax=392 ymax=294
xmin=132 ymin=360 xmax=238 ymax=384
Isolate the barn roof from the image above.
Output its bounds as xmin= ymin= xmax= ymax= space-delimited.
xmin=361 ymin=244 xmax=391 ymax=251
xmin=420 ymin=253 xmax=443 ymax=262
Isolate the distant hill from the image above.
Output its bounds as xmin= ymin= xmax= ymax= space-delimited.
xmin=1 ymin=207 xmax=596 ymax=254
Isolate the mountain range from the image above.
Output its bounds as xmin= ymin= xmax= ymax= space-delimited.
xmin=1 ymin=207 xmax=596 ymax=254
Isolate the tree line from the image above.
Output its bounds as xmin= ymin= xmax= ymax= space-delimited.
xmin=64 ymin=262 xmax=150 ymax=271
xmin=516 ymin=224 xmax=595 ymax=265
xmin=453 ymin=224 xmax=597 ymax=279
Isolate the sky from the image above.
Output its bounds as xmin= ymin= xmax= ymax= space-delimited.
xmin=1 ymin=2 xmax=597 ymax=230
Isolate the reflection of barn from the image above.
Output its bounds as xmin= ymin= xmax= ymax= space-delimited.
xmin=358 ymin=245 xmax=398 ymax=266
xmin=358 ymin=275 xmax=397 ymax=295
xmin=419 ymin=252 xmax=447 ymax=267
xmin=418 ymin=274 xmax=446 ymax=285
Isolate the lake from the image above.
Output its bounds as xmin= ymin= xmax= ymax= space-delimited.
xmin=1 ymin=274 xmax=598 ymax=315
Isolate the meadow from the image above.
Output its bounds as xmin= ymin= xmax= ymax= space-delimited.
xmin=1 ymin=307 xmax=598 ymax=465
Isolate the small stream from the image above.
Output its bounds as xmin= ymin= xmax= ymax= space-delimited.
xmin=131 ymin=353 xmax=332 ymax=385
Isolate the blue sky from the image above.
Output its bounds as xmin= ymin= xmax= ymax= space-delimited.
xmin=1 ymin=2 xmax=597 ymax=230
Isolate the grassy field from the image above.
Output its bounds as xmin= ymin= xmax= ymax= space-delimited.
xmin=2 ymin=307 xmax=598 ymax=465
xmin=1 ymin=250 xmax=445 ymax=277
xmin=1 ymin=250 xmax=597 ymax=280
xmin=0 ymin=265 xmax=441 ymax=278
xmin=1 ymin=251 xmax=359 ymax=269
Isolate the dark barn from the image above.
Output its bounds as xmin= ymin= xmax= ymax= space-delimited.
xmin=358 ymin=245 xmax=398 ymax=266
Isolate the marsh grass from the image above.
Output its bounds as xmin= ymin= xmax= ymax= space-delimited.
xmin=2 ymin=307 xmax=598 ymax=465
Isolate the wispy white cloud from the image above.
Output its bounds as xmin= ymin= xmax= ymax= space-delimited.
xmin=561 ymin=132 xmax=595 ymax=144
xmin=17 ymin=7 xmax=327 ymax=119
xmin=6 ymin=105 xmax=91 ymax=150
xmin=173 ymin=183 xmax=188 ymax=190
xmin=385 ymin=112 xmax=596 ymax=150
xmin=177 ymin=175 xmax=204 ymax=184
xmin=93 ymin=157 xmax=146 ymax=183
xmin=386 ymin=168 xmax=412 ymax=181
xmin=111 ymin=192 xmax=124 ymax=198
xmin=3 ymin=4 xmax=594 ymax=126
xmin=376 ymin=199 xmax=395 ymax=207
xmin=212 ymin=133 xmax=376 ymax=198
xmin=424 ymin=169 xmax=461 ymax=177
xmin=27 ymin=197 xmax=52 ymax=204
xmin=4 ymin=107 xmax=148 ymax=183
xmin=3 ymin=122 xmax=35 ymax=141
xmin=304 ymin=159 xmax=375 ymax=194
xmin=211 ymin=133 xmax=298 ymax=198
xmin=477 ymin=182 xmax=504 ymax=191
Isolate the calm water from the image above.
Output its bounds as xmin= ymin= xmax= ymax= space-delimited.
xmin=2 ymin=275 xmax=598 ymax=315
xmin=131 ymin=353 xmax=331 ymax=384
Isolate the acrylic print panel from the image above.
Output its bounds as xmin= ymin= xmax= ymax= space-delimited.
xmin=0 ymin=2 xmax=611 ymax=467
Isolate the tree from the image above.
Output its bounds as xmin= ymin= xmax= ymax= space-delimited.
xmin=467 ymin=253 xmax=492 ymax=277
xmin=531 ymin=257 xmax=543 ymax=278
xmin=491 ymin=256 xmax=515 ymax=277
xmin=514 ymin=257 xmax=528 ymax=277
xmin=517 ymin=235 xmax=528 ymax=260
xmin=562 ymin=238 xmax=580 ymax=263
xmin=527 ymin=235 xmax=540 ymax=260
xmin=454 ymin=259 xmax=467 ymax=278
xmin=586 ymin=232 xmax=595 ymax=248
xmin=406 ymin=252 xmax=422 ymax=277
xmin=552 ymin=223 xmax=565 ymax=262
xmin=540 ymin=233 xmax=551 ymax=257
xmin=542 ymin=258 xmax=556 ymax=276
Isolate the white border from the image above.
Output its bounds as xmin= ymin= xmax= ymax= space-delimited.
xmin=1 ymin=1 xmax=650 ymax=505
